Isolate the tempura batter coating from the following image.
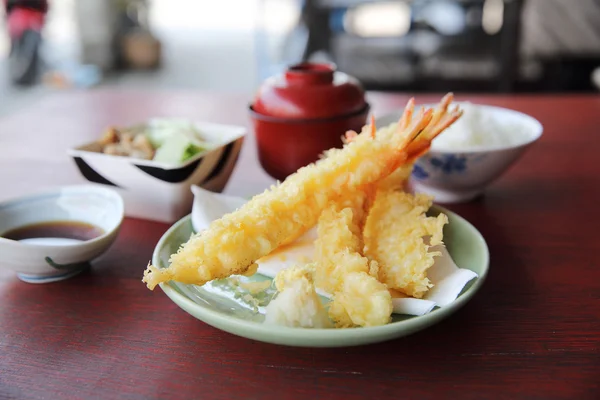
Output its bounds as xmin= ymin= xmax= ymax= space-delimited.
xmin=314 ymin=206 xmax=371 ymax=294
xmin=375 ymin=163 xmax=414 ymax=191
xmin=328 ymin=271 xmax=393 ymax=328
xmin=363 ymin=191 xmax=448 ymax=298
xmin=314 ymin=203 xmax=392 ymax=327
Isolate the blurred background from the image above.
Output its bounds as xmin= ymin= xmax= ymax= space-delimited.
xmin=1 ymin=0 xmax=599 ymax=116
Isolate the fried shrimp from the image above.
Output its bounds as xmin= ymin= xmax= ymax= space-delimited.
xmin=363 ymin=191 xmax=448 ymax=298
xmin=142 ymin=99 xmax=439 ymax=290
xmin=357 ymin=96 xmax=459 ymax=298
xmin=314 ymin=203 xmax=392 ymax=328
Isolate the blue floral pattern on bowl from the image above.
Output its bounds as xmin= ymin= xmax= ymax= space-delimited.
xmin=412 ymin=163 xmax=429 ymax=180
xmin=411 ymin=152 xmax=489 ymax=182
xmin=430 ymin=154 xmax=467 ymax=174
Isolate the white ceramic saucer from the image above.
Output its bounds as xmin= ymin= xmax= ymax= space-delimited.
xmin=0 ymin=185 xmax=124 ymax=283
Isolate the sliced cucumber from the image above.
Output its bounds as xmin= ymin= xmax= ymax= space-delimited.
xmin=153 ymin=132 xmax=200 ymax=164
xmin=142 ymin=119 xmax=211 ymax=164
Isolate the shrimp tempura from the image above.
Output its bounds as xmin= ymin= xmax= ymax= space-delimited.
xmin=363 ymin=191 xmax=448 ymax=298
xmin=142 ymin=98 xmax=444 ymax=290
xmin=314 ymin=203 xmax=392 ymax=328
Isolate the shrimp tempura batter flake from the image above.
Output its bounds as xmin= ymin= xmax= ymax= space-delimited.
xmin=364 ymin=191 xmax=448 ymax=298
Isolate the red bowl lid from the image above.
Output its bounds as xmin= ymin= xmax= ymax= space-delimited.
xmin=252 ymin=62 xmax=367 ymax=120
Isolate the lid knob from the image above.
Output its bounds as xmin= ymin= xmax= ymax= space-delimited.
xmin=284 ymin=63 xmax=335 ymax=85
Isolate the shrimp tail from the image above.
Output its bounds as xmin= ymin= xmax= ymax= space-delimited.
xmin=369 ymin=115 xmax=376 ymax=138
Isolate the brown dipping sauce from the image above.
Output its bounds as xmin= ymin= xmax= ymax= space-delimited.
xmin=1 ymin=221 xmax=104 ymax=242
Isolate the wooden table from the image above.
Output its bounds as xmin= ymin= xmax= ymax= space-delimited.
xmin=1 ymin=90 xmax=598 ymax=400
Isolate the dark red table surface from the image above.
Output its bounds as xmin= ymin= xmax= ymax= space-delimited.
xmin=0 ymin=90 xmax=598 ymax=400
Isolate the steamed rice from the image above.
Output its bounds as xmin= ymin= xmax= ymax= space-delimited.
xmin=430 ymin=102 xmax=531 ymax=151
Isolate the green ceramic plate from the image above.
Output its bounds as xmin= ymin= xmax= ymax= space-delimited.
xmin=152 ymin=206 xmax=489 ymax=347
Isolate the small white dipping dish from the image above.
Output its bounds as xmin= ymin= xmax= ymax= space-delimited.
xmin=377 ymin=102 xmax=543 ymax=203
xmin=0 ymin=185 xmax=124 ymax=283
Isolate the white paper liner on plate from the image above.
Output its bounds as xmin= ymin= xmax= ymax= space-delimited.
xmin=190 ymin=186 xmax=478 ymax=316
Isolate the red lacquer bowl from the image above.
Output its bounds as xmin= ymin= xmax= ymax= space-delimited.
xmin=249 ymin=62 xmax=369 ymax=181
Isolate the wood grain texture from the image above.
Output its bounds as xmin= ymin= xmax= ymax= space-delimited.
xmin=0 ymin=90 xmax=599 ymax=400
